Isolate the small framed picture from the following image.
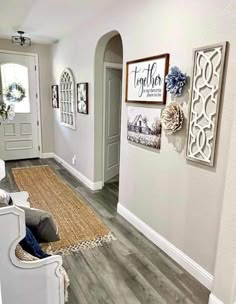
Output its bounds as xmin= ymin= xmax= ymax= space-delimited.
xmin=77 ymin=83 xmax=88 ymax=114
xmin=125 ymin=54 xmax=169 ymax=104
xmin=51 ymin=85 xmax=59 ymax=108
xmin=127 ymin=106 xmax=162 ymax=150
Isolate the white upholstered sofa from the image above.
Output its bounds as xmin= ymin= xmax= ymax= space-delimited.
xmin=0 ymin=160 xmax=65 ymax=304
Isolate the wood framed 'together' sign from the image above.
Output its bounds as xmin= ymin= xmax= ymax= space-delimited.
xmin=125 ymin=54 xmax=169 ymax=105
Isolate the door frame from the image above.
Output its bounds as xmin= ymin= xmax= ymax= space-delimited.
xmin=102 ymin=62 xmax=123 ymax=186
xmin=0 ymin=49 xmax=42 ymax=158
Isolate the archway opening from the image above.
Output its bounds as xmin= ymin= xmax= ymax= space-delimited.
xmin=94 ymin=31 xmax=123 ymax=195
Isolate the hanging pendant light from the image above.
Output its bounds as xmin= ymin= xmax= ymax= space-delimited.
xmin=12 ymin=31 xmax=31 ymax=47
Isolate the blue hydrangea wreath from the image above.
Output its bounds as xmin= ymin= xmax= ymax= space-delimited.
xmin=165 ymin=66 xmax=187 ymax=97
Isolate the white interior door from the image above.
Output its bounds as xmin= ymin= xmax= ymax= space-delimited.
xmin=104 ymin=67 xmax=122 ymax=182
xmin=0 ymin=52 xmax=39 ymax=161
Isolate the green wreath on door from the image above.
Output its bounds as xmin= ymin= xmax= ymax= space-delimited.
xmin=5 ymin=82 xmax=26 ymax=102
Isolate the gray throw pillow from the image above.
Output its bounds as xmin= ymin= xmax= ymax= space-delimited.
xmin=21 ymin=207 xmax=60 ymax=243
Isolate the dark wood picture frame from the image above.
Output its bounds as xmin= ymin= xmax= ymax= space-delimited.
xmin=51 ymin=85 xmax=59 ymax=108
xmin=125 ymin=54 xmax=169 ymax=105
xmin=77 ymin=82 xmax=88 ymax=114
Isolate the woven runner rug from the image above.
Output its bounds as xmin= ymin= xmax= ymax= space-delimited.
xmin=12 ymin=165 xmax=115 ymax=255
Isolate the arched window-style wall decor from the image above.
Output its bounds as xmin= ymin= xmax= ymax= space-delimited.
xmin=59 ymin=68 xmax=76 ymax=129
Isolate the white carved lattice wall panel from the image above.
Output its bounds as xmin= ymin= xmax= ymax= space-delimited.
xmin=186 ymin=42 xmax=227 ymax=166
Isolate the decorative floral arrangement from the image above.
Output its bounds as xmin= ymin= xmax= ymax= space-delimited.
xmin=5 ymin=82 xmax=26 ymax=102
xmin=161 ymin=102 xmax=184 ymax=135
xmin=0 ymin=102 xmax=15 ymax=120
xmin=165 ymin=66 xmax=187 ymax=97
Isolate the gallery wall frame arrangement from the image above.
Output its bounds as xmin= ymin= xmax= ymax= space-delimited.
xmin=186 ymin=41 xmax=228 ymax=166
xmin=125 ymin=54 xmax=169 ymax=105
xmin=127 ymin=106 xmax=162 ymax=150
xmin=77 ymin=82 xmax=89 ymax=114
xmin=51 ymin=85 xmax=59 ymax=108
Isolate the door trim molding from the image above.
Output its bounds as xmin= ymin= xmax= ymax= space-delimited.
xmin=0 ymin=49 xmax=42 ymax=157
xmin=102 ymin=62 xmax=123 ymax=186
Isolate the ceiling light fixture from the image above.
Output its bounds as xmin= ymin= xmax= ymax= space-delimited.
xmin=12 ymin=31 xmax=31 ymax=47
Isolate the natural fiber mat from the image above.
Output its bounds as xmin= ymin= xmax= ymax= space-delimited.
xmin=12 ymin=165 xmax=115 ymax=255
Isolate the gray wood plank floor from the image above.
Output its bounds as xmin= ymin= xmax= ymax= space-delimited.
xmin=0 ymin=158 xmax=210 ymax=304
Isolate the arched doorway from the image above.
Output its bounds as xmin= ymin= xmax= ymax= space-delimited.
xmin=94 ymin=31 xmax=123 ymax=188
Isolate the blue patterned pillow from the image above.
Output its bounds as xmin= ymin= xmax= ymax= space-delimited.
xmin=20 ymin=226 xmax=50 ymax=259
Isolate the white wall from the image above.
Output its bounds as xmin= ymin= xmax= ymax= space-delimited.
xmin=0 ymin=39 xmax=54 ymax=153
xmin=0 ymin=280 xmax=2 ymax=304
xmin=210 ymin=96 xmax=236 ymax=303
xmin=51 ymin=0 xmax=236 ymax=277
xmin=51 ymin=36 xmax=96 ymax=180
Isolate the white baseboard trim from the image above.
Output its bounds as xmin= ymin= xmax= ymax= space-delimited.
xmin=208 ymin=294 xmax=224 ymax=304
xmin=117 ymin=203 xmax=214 ymax=291
xmin=53 ymin=153 xmax=103 ymax=191
xmin=41 ymin=152 xmax=54 ymax=158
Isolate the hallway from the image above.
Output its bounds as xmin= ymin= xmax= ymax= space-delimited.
xmin=0 ymin=158 xmax=209 ymax=304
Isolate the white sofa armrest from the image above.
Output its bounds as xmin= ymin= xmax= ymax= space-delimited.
xmin=10 ymin=191 xmax=30 ymax=208
xmin=0 ymin=206 xmax=64 ymax=304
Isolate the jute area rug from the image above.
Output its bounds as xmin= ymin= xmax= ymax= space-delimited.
xmin=12 ymin=165 xmax=114 ymax=255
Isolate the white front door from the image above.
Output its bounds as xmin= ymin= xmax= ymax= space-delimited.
xmin=0 ymin=52 xmax=39 ymax=160
xmin=104 ymin=67 xmax=122 ymax=182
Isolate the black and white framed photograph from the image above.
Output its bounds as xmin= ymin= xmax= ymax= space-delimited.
xmin=127 ymin=106 xmax=162 ymax=150
xmin=51 ymin=85 xmax=59 ymax=108
xmin=126 ymin=54 xmax=169 ymax=104
xmin=77 ymin=83 xmax=88 ymax=114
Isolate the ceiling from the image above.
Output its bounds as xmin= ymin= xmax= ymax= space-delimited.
xmin=0 ymin=0 xmax=116 ymax=44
